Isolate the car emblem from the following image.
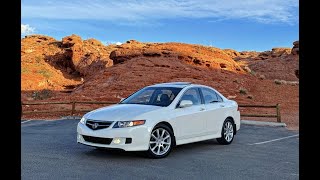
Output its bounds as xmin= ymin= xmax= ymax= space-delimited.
xmin=92 ymin=123 xmax=99 ymax=129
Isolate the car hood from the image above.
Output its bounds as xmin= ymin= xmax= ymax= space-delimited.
xmin=86 ymin=104 xmax=162 ymax=121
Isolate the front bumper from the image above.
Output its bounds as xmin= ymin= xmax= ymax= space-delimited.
xmin=77 ymin=122 xmax=150 ymax=151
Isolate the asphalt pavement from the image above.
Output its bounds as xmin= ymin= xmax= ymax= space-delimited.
xmin=22 ymin=120 xmax=299 ymax=180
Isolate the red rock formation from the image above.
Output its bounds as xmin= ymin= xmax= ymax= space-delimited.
xmin=21 ymin=35 xmax=299 ymax=129
xmin=291 ymin=41 xmax=299 ymax=55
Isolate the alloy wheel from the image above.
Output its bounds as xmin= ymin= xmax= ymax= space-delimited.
xmin=149 ymin=128 xmax=172 ymax=156
xmin=223 ymin=121 xmax=234 ymax=142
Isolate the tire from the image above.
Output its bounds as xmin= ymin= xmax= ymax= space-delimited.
xmin=146 ymin=124 xmax=174 ymax=159
xmin=217 ymin=118 xmax=235 ymax=145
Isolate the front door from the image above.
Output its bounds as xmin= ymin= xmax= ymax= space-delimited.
xmin=172 ymin=88 xmax=207 ymax=140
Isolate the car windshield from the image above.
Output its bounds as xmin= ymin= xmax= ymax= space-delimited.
xmin=120 ymin=87 xmax=182 ymax=107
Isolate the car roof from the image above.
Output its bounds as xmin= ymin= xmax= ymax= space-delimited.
xmin=147 ymin=82 xmax=227 ymax=100
xmin=148 ymin=82 xmax=206 ymax=88
xmin=148 ymin=82 xmax=191 ymax=88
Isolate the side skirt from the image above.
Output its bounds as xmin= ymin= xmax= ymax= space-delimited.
xmin=175 ymin=133 xmax=220 ymax=146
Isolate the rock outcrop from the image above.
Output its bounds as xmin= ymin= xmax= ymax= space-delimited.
xmin=270 ymin=48 xmax=291 ymax=57
xmin=225 ymin=41 xmax=299 ymax=81
xmin=110 ymin=41 xmax=244 ymax=73
xmin=60 ymin=34 xmax=114 ymax=76
xmin=21 ymin=34 xmax=117 ymax=91
xmin=62 ymin=34 xmax=84 ymax=70
xmin=291 ymin=41 xmax=299 ymax=55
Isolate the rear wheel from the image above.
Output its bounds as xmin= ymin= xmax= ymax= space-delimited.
xmin=217 ymin=119 xmax=235 ymax=145
xmin=146 ymin=124 xmax=174 ymax=158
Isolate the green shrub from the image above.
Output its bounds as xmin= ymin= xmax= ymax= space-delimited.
xmin=233 ymin=79 xmax=239 ymax=83
xmin=37 ymin=69 xmax=52 ymax=79
xmin=274 ymin=79 xmax=287 ymax=85
xmin=32 ymin=89 xmax=53 ymax=100
xmin=21 ymin=68 xmax=29 ymax=74
xmin=239 ymin=87 xmax=248 ymax=95
xmin=250 ymin=70 xmax=256 ymax=76
xmin=274 ymin=79 xmax=281 ymax=85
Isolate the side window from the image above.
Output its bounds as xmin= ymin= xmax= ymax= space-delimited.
xmin=201 ymin=88 xmax=223 ymax=104
xmin=180 ymin=88 xmax=202 ymax=105
xmin=216 ymin=93 xmax=223 ymax=102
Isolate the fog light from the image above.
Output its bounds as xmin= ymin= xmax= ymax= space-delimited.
xmin=113 ymin=138 xmax=121 ymax=144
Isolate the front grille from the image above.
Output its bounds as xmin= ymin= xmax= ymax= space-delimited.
xmin=82 ymin=135 xmax=113 ymax=145
xmin=86 ymin=120 xmax=113 ymax=130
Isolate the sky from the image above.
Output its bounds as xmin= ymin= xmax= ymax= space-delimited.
xmin=21 ymin=0 xmax=299 ymax=52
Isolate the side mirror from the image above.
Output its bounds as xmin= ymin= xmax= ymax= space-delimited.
xmin=179 ymin=100 xmax=193 ymax=108
xmin=119 ymin=98 xmax=125 ymax=103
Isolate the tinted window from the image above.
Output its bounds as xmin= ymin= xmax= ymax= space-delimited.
xmin=201 ymin=88 xmax=223 ymax=104
xmin=179 ymin=88 xmax=202 ymax=105
xmin=216 ymin=93 xmax=223 ymax=102
xmin=121 ymin=87 xmax=182 ymax=107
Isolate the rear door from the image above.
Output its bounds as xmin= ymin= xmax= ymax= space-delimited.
xmin=172 ymin=88 xmax=207 ymax=140
xmin=200 ymin=87 xmax=226 ymax=135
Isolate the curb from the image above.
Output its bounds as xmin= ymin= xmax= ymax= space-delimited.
xmin=241 ymin=120 xmax=287 ymax=127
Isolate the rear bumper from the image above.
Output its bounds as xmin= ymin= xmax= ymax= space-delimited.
xmin=235 ymin=111 xmax=241 ymax=132
xmin=77 ymin=122 xmax=150 ymax=151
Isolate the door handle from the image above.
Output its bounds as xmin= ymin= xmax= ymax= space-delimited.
xmin=220 ymin=105 xmax=225 ymax=107
xmin=199 ymin=108 xmax=205 ymax=111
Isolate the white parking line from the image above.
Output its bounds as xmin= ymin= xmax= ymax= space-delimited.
xmin=249 ymin=134 xmax=299 ymax=145
xmin=21 ymin=119 xmax=79 ymax=126
xmin=43 ymin=119 xmax=72 ymax=121
xmin=21 ymin=120 xmax=32 ymax=124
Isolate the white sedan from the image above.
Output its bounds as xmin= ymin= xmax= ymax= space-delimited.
xmin=77 ymin=82 xmax=240 ymax=158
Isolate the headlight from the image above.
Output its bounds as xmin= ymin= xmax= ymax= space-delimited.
xmin=80 ymin=117 xmax=87 ymax=124
xmin=113 ymin=120 xmax=145 ymax=128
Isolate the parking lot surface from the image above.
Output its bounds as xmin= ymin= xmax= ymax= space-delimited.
xmin=22 ymin=120 xmax=299 ymax=180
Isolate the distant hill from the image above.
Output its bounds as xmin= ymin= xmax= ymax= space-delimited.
xmin=21 ymin=34 xmax=299 ymax=129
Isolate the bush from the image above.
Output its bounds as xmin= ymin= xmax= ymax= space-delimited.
xmin=250 ymin=70 xmax=256 ymax=76
xmin=274 ymin=79 xmax=281 ymax=85
xmin=274 ymin=79 xmax=287 ymax=85
xmin=21 ymin=68 xmax=29 ymax=74
xmin=32 ymin=89 xmax=53 ymax=100
xmin=239 ymin=87 xmax=248 ymax=95
xmin=233 ymin=79 xmax=239 ymax=83
xmin=37 ymin=69 xmax=52 ymax=79
xmin=35 ymin=56 xmax=42 ymax=63
xmin=274 ymin=79 xmax=298 ymax=86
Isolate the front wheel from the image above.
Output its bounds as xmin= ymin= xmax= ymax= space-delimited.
xmin=217 ymin=119 xmax=235 ymax=145
xmin=146 ymin=124 xmax=174 ymax=158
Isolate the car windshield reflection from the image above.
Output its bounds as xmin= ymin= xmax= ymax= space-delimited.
xmin=120 ymin=87 xmax=182 ymax=107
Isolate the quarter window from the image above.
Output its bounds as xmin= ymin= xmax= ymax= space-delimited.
xmin=201 ymin=88 xmax=223 ymax=104
xmin=216 ymin=93 xmax=223 ymax=102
